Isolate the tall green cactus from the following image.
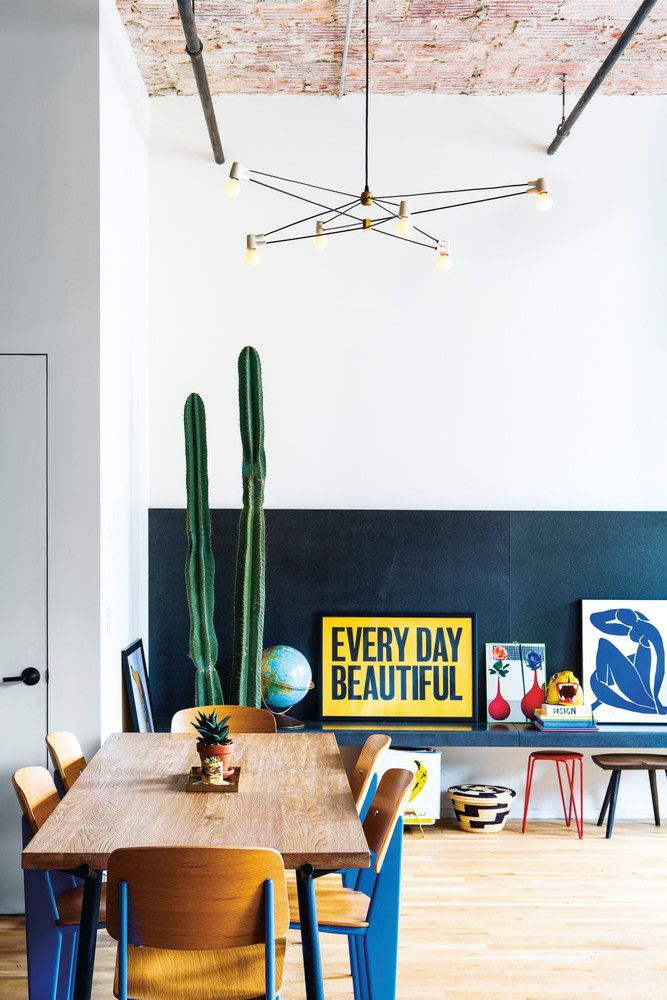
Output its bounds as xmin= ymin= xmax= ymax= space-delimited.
xmin=230 ymin=347 xmax=266 ymax=708
xmin=184 ymin=393 xmax=223 ymax=706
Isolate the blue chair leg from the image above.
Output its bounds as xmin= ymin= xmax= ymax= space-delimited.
xmin=348 ymin=935 xmax=364 ymax=1000
xmin=58 ymin=931 xmax=77 ymax=1000
xmin=354 ymin=935 xmax=370 ymax=1000
xmin=24 ymin=867 xmax=62 ymax=1000
xmin=361 ymin=818 xmax=404 ymax=1000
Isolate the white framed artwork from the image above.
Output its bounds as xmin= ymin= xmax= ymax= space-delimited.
xmin=582 ymin=600 xmax=667 ymax=723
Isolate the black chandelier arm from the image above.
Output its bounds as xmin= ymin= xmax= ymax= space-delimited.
xmin=372 ymin=199 xmax=441 ymax=245
xmin=375 ymin=182 xmax=534 ymax=200
xmin=265 ymin=224 xmax=364 ymax=246
xmin=249 ymin=178 xmax=365 ymax=226
xmin=409 ymin=188 xmax=530 ymax=219
xmin=263 ymin=198 xmax=360 ymax=238
xmin=372 ymin=228 xmax=436 ymax=251
xmin=249 ymin=168 xmax=356 ymax=200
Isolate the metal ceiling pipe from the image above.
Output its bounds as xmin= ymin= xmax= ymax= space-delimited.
xmin=339 ymin=0 xmax=354 ymax=98
xmin=547 ymin=0 xmax=658 ymax=155
xmin=176 ymin=0 xmax=224 ymax=164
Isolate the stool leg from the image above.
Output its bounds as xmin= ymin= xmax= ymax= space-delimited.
xmin=564 ymin=760 xmax=581 ymax=838
xmin=522 ymin=756 xmax=535 ymax=833
xmin=648 ymin=770 xmax=660 ymax=827
xmin=555 ymin=761 xmax=571 ymax=827
xmin=597 ymin=772 xmax=615 ymax=827
xmin=568 ymin=759 xmax=583 ymax=840
xmin=606 ymin=770 xmax=621 ymax=839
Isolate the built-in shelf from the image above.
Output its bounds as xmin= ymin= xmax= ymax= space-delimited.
xmin=296 ymin=721 xmax=667 ymax=749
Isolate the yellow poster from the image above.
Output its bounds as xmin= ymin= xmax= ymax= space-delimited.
xmin=321 ymin=614 xmax=476 ymax=720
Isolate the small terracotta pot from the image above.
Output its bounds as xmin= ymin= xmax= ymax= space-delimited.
xmin=197 ymin=741 xmax=234 ymax=784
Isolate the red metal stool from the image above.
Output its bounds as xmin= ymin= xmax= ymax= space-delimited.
xmin=522 ymin=751 xmax=584 ymax=838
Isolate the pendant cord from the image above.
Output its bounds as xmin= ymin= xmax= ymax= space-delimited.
xmin=365 ymin=0 xmax=370 ymax=190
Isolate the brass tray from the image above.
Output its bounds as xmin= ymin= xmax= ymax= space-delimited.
xmin=185 ymin=765 xmax=241 ymax=793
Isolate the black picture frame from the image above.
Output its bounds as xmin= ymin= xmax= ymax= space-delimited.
xmin=121 ymin=639 xmax=155 ymax=733
xmin=319 ymin=612 xmax=478 ymax=724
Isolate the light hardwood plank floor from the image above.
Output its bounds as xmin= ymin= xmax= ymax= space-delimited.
xmin=2 ymin=820 xmax=666 ymax=999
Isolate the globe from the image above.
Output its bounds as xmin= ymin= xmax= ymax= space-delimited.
xmin=261 ymin=645 xmax=313 ymax=715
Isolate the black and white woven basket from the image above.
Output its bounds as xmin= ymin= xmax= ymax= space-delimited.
xmin=448 ymin=784 xmax=516 ymax=833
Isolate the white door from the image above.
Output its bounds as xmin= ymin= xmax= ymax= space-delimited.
xmin=0 ymin=355 xmax=47 ymax=912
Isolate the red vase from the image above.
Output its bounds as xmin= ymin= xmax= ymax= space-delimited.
xmin=521 ymin=672 xmax=544 ymax=720
xmin=488 ymin=678 xmax=511 ymax=721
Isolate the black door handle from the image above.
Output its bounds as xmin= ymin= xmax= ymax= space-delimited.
xmin=2 ymin=667 xmax=41 ymax=686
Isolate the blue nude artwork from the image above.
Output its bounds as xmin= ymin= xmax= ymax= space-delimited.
xmin=582 ymin=600 xmax=667 ymax=723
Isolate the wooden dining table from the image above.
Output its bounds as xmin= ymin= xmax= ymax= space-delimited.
xmin=22 ymin=731 xmax=370 ymax=1000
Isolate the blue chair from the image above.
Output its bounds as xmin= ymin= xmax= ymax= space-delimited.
xmin=107 ymin=845 xmax=289 ymax=1000
xmin=13 ymin=766 xmax=107 ymax=1000
xmin=288 ymin=767 xmax=414 ymax=1000
xmin=341 ymin=734 xmax=392 ymax=889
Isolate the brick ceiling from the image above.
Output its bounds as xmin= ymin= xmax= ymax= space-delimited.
xmin=117 ymin=2 xmax=667 ymax=96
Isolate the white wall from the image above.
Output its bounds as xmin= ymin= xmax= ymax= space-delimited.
xmin=0 ymin=1 xmax=102 ymax=756
xmin=0 ymin=1 xmax=150 ymax=754
xmin=100 ymin=0 xmax=150 ymax=740
xmin=150 ymin=94 xmax=667 ymax=511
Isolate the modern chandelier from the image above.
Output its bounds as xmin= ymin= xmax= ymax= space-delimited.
xmin=224 ymin=0 xmax=553 ymax=270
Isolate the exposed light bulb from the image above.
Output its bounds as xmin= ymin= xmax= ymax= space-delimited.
xmin=436 ymin=240 xmax=451 ymax=272
xmin=535 ymin=190 xmax=553 ymax=212
xmin=224 ymin=177 xmax=241 ymax=199
xmin=225 ymin=162 xmax=244 ymax=198
xmin=396 ymin=199 xmax=413 ymax=237
xmin=313 ymin=222 xmax=328 ymax=250
xmin=245 ymin=247 xmax=261 ymax=267
xmin=532 ymin=178 xmax=552 ymax=212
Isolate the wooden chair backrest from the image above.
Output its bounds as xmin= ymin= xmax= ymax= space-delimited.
xmin=12 ymin=766 xmax=61 ymax=835
xmin=349 ymin=734 xmax=391 ymax=811
xmin=107 ymin=846 xmax=289 ymax=950
xmin=363 ymin=767 xmax=414 ymax=872
xmin=170 ymin=705 xmax=277 ymax=734
xmin=46 ymin=731 xmax=87 ymax=792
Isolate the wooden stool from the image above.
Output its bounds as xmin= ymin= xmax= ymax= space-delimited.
xmin=593 ymin=753 xmax=667 ymax=839
xmin=522 ymin=751 xmax=584 ymax=839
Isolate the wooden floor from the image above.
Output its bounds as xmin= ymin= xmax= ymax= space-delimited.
xmin=2 ymin=820 xmax=666 ymax=999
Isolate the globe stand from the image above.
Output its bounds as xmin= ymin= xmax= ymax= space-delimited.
xmin=274 ymin=713 xmax=306 ymax=731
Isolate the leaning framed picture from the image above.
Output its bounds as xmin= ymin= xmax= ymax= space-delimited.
xmin=485 ymin=643 xmax=547 ymax=722
xmin=582 ymin=600 xmax=667 ymax=723
xmin=121 ymin=639 xmax=155 ymax=733
xmin=320 ymin=613 xmax=477 ymax=722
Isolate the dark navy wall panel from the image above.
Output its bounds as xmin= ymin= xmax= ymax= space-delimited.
xmin=509 ymin=511 xmax=667 ymax=679
xmin=149 ymin=509 xmax=508 ymax=730
xmin=148 ymin=509 xmax=666 ymax=732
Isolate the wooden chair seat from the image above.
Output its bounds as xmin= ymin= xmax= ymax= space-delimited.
xmin=287 ymin=879 xmax=370 ymax=928
xmin=113 ymin=940 xmax=286 ymax=1000
xmin=56 ymin=884 xmax=107 ymax=926
xmin=593 ymin=753 xmax=667 ymax=771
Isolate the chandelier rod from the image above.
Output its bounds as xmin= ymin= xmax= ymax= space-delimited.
xmin=263 ymin=199 xmax=360 ymax=238
xmin=373 ymin=229 xmax=435 ymax=251
xmin=375 ymin=182 xmax=534 ymax=199
xmin=266 ymin=226 xmax=364 ymax=245
xmin=249 ymin=168 xmax=356 ymax=200
xmin=409 ymin=188 xmax=530 ymax=219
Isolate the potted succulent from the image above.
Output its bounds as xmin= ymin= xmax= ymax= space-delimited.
xmin=191 ymin=710 xmax=233 ymax=784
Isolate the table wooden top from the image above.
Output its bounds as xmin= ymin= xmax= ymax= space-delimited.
xmin=22 ymin=732 xmax=370 ymax=872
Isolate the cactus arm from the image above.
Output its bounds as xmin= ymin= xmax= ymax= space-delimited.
xmin=230 ymin=347 xmax=266 ymax=708
xmin=184 ymin=393 xmax=223 ymax=706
